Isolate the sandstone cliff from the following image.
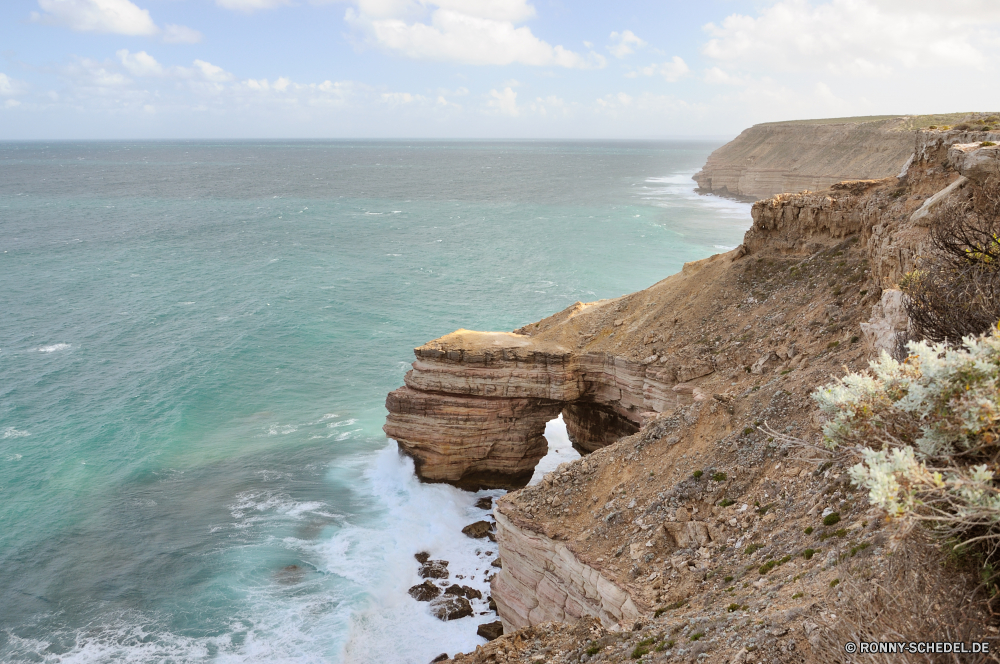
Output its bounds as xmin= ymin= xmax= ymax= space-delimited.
xmin=386 ymin=126 xmax=1000 ymax=663
xmin=692 ymin=113 xmax=998 ymax=201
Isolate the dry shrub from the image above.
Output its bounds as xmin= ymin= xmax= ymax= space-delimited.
xmin=810 ymin=533 xmax=998 ymax=664
xmin=903 ymin=177 xmax=1000 ymax=344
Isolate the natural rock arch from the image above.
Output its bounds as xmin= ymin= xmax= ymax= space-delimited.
xmin=383 ymin=328 xmax=709 ymax=489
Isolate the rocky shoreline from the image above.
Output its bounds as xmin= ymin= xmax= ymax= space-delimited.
xmin=390 ymin=125 xmax=1000 ymax=662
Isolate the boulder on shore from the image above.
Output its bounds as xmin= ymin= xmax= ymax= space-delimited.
xmin=477 ymin=621 xmax=503 ymax=641
xmin=461 ymin=521 xmax=493 ymax=539
xmin=408 ymin=581 xmax=441 ymax=602
xmin=430 ymin=595 xmax=473 ymax=621
xmin=419 ymin=560 xmax=449 ymax=579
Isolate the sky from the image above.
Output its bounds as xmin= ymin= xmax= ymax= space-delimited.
xmin=2 ymin=0 xmax=1000 ymax=139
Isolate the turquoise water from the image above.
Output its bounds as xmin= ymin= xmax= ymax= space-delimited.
xmin=0 ymin=141 xmax=750 ymax=663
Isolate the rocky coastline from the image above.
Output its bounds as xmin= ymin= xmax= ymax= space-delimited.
xmin=692 ymin=113 xmax=998 ymax=201
xmin=388 ymin=124 xmax=1000 ymax=663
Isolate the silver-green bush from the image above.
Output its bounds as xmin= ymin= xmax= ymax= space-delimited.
xmin=814 ymin=326 xmax=1000 ymax=546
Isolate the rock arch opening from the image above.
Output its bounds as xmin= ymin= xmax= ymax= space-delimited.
xmin=383 ymin=329 xmax=703 ymax=490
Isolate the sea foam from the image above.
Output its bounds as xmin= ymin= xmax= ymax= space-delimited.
xmin=37 ymin=343 xmax=70 ymax=353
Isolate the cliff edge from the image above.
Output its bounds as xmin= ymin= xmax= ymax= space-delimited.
xmin=693 ymin=112 xmax=998 ymax=201
xmin=386 ymin=125 xmax=1000 ymax=663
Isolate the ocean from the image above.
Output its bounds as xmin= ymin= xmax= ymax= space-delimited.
xmin=0 ymin=140 xmax=751 ymax=663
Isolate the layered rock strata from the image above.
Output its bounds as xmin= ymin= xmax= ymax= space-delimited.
xmin=491 ymin=511 xmax=640 ymax=632
xmin=693 ymin=116 xmax=917 ymax=200
xmin=387 ymin=127 xmax=1000 ymax=659
xmin=384 ymin=330 xmax=716 ymax=489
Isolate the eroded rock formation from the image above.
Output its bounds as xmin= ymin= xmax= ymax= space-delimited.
xmin=384 ymin=327 xmax=721 ymax=489
xmin=491 ymin=511 xmax=640 ymax=632
xmin=692 ymin=116 xmax=917 ymax=200
xmin=389 ymin=126 xmax=1000 ymax=653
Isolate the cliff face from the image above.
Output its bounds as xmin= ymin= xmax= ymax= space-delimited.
xmin=383 ymin=264 xmax=733 ymax=490
xmin=385 ymin=127 xmax=1000 ymax=663
xmin=693 ymin=117 xmax=916 ymax=201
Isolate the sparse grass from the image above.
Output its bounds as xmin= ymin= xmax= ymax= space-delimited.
xmin=653 ymin=600 xmax=686 ymax=617
xmin=792 ymin=592 xmax=804 ymax=599
xmin=718 ymin=498 xmax=735 ymax=507
xmin=692 ymin=470 xmax=703 ymax=480
xmin=745 ymin=543 xmax=764 ymax=555
xmin=712 ymin=472 xmax=727 ymax=482
xmin=803 ymin=548 xmax=816 ymax=560
xmin=804 ymin=526 xmax=814 ymax=535
xmin=632 ymin=636 xmax=657 ymax=659
xmin=760 ymin=554 xmax=793 ymax=575
xmin=690 ymin=632 xmax=705 ymax=641
xmin=819 ymin=528 xmax=848 ymax=542
xmin=724 ymin=575 xmax=733 ymax=582
xmin=814 ymin=537 xmax=994 ymax=663
xmin=586 ymin=644 xmax=601 ymax=656
xmin=830 ymin=578 xmax=841 ymax=588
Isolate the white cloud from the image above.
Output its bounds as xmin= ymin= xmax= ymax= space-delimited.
xmin=703 ymin=66 xmax=749 ymax=86
xmin=32 ymin=0 xmax=203 ymax=43
xmin=192 ymin=60 xmax=233 ymax=82
xmin=703 ymin=0 xmax=1000 ymax=77
xmin=33 ymin=0 xmax=158 ymax=35
xmin=528 ymin=95 xmax=568 ymax=117
xmin=488 ymin=86 xmax=518 ymax=115
xmin=608 ymin=30 xmax=645 ymax=58
xmin=382 ymin=91 xmax=420 ymax=105
xmin=64 ymin=57 xmax=132 ymax=89
xmin=627 ymin=56 xmax=690 ymax=82
xmin=345 ymin=0 xmax=602 ymax=68
xmin=243 ymin=77 xmax=291 ymax=91
xmin=114 ymin=51 xmax=235 ymax=85
xmin=163 ymin=24 xmax=203 ymax=44
xmin=0 ymin=73 xmax=25 ymax=96
xmin=215 ymin=0 xmax=292 ymax=12
xmin=117 ymin=50 xmax=164 ymax=77
xmin=428 ymin=0 xmax=535 ymax=22
xmin=593 ymin=91 xmax=696 ymax=122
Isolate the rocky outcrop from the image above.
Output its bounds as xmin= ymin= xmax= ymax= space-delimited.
xmin=744 ymin=179 xmax=885 ymax=256
xmin=863 ymin=129 xmax=1000 ymax=289
xmin=491 ymin=511 xmax=640 ymax=632
xmin=384 ymin=327 xmax=727 ymax=489
xmin=427 ymin=124 xmax=1000 ymax=664
xmin=693 ymin=117 xmax=917 ymax=200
